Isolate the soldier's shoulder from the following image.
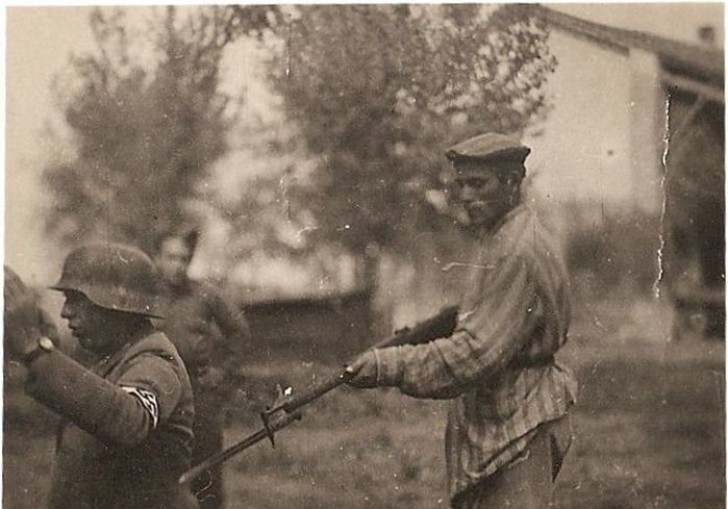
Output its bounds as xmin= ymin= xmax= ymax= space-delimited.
xmin=126 ymin=330 xmax=183 ymax=364
xmin=124 ymin=331 xmax=192 ymax=383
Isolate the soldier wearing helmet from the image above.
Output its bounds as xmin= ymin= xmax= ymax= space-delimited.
xmin=4 ymin=242 xmax=198 ymax=509
xmin=154 ymin=227 xmax=251 ymax=509
xmin=346 ymin=133 xmax=578 ymax=509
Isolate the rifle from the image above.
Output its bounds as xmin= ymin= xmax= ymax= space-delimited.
xmin=178 ymin=305 xmax=458 ymax=485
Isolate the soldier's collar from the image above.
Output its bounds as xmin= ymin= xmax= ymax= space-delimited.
xmin=92 ymin=321 xmax=155 ymax=376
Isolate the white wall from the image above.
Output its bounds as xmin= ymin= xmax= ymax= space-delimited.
xmin=525 ymin=30 xmax=636 ymax=213
xmin=524 ymin=3 xmax=722 ymax=220
xmin=513 ymin=5 xmax=718 ymax=317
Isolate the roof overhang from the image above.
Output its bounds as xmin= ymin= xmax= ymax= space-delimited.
xmin=532 ymin=4 xmax=724 ymax=89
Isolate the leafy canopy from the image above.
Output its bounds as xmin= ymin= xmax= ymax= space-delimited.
xmin=43 ymin=6 xmax=269 ymax=252
xmin=263 ymin=4 xmax=555 ymax=256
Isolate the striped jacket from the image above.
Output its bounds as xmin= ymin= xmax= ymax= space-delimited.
xmin=374 ymin=203 xmax=578 ymax=500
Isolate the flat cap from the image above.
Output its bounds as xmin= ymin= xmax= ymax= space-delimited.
xmin=445 ymin=132 xmax=530 ymax=164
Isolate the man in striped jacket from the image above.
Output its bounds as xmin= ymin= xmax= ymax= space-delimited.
xmin=346 ymin=132 xmax=578 ymax=509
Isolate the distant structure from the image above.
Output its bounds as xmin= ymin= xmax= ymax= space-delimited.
xmin=530 ymin=5 xmax=724 ymax=339
xmin=527 ymin=4 xmax=723 ymax=216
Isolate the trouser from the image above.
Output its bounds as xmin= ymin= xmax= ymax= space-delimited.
xmin=191 ymin=389 xmax=226 ymax=509
xmin=452 ymin=416 xmax=573 ymax=509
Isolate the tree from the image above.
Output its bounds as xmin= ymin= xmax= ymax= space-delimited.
xmin=42 ymin=6 xmax=268 ymax=252
xmin=261 ymin=4 xmax=557 ymax=287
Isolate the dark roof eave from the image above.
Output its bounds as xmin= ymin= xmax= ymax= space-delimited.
xmin=532 ymin=4 xmax=724 ymax=80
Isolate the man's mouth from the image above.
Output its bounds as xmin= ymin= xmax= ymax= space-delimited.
xmin=465 ymin=200 xmax=497 ymax=207
xmin=464 ymin=201 xmax=492 ymax=212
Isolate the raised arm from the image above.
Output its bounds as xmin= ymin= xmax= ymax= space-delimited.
xmin=26 ymin=351 xmax=183 ymax=447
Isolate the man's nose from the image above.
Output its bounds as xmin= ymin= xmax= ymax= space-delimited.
xmin=60 ymin=301 xmax=74 ymax=319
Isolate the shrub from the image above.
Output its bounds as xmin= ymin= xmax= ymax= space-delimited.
xmin=564 ymin=204 xmax=662 ymax=299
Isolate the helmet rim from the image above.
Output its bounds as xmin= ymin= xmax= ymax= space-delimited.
xmin=50 ymin=242 xmax=164 ymax=319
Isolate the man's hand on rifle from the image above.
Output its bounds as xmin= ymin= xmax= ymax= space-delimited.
xmin=345 ymin=350 xmax=379 ymax=389
xmin=180 ymin=306 xmax=459 ymax=482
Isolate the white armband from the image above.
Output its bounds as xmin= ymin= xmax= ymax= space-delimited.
xmin=121 ymin=386 xmax=160 ymax=429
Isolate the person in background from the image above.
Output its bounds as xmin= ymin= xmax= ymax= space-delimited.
xmin=154 ymin=227 xmax=251 ymax=509
xmin=346 ymin=132 xmax=578 ymax=509
xmin=3 ymin=243 xmax=198 ymax=509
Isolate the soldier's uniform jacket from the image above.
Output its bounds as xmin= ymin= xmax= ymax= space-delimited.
xmin=155 ymin=278 xmax=249 ymax=509
xmin=25 ymin=323 xmax=198 ymax=509
xmin=156 ymin=278 xmax=249 ymax=389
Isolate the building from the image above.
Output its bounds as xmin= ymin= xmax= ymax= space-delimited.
xmin=526 ymin=4 xmax=723 ymax=216
xmin=526 ymin=4 xmax=724 ymax=338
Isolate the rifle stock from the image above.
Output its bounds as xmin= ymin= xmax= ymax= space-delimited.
xmin=375 ymin=305 xmax=459 ymax=349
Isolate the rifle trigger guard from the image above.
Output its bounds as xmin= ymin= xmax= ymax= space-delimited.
xmin=260 ymin=411 xmax=276 ymax=448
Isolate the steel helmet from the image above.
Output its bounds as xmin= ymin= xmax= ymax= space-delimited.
xmin=50 ymin=242 xmax=163 ymax=318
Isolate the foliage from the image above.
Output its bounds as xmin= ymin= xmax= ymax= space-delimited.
xmin=42 ymin=6 xmax=269 ymax=252
xmin=207 ymin=113 xmax=319 ymax=259
xmin=262 ymin=4 xmax=556 ymax=266
xmin=563 ymin=201 xmax=661 ymax=297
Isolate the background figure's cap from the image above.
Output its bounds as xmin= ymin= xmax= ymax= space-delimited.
xmin=445 ymin=132 xmax=531 ymax=165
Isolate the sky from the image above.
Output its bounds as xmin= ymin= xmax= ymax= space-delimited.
xmin=4 ymin=6 xmax=276 ymax=284
xmin=3 ymin=2 xmax=725 ymax=285
xmin=6 ymin=7 xmax=97 ymax=282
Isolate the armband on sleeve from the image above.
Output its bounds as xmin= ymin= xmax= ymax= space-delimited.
xmin=121 ymin=386 xmax=160 ymax=429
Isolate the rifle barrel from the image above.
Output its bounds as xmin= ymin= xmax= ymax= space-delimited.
xmin=178 ymin=409 xmax=302 ymax=485
xmin=179 ymin=305 xmax=459 ymax=482
xmin=276 ymin=305 xmax=457 ymax=414
xmin=279 ymin=370 xmax=352 ymax=414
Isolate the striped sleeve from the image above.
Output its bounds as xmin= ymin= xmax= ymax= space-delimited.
xmin=375 ymin=255 xmax=542 ymax=398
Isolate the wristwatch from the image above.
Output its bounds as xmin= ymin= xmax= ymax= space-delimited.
xmin=22 ymin=337 xmax=55 ymax=365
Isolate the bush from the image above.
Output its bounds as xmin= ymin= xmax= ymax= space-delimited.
xmin=564 ymin=204 xmax=662 ymax=299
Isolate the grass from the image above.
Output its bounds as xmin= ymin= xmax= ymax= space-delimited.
xmin=3 ymin=297 xmax=725 ymax=509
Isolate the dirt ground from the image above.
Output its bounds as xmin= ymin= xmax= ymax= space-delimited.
xmin=3 ymin=298 xmax=725 ymax=509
